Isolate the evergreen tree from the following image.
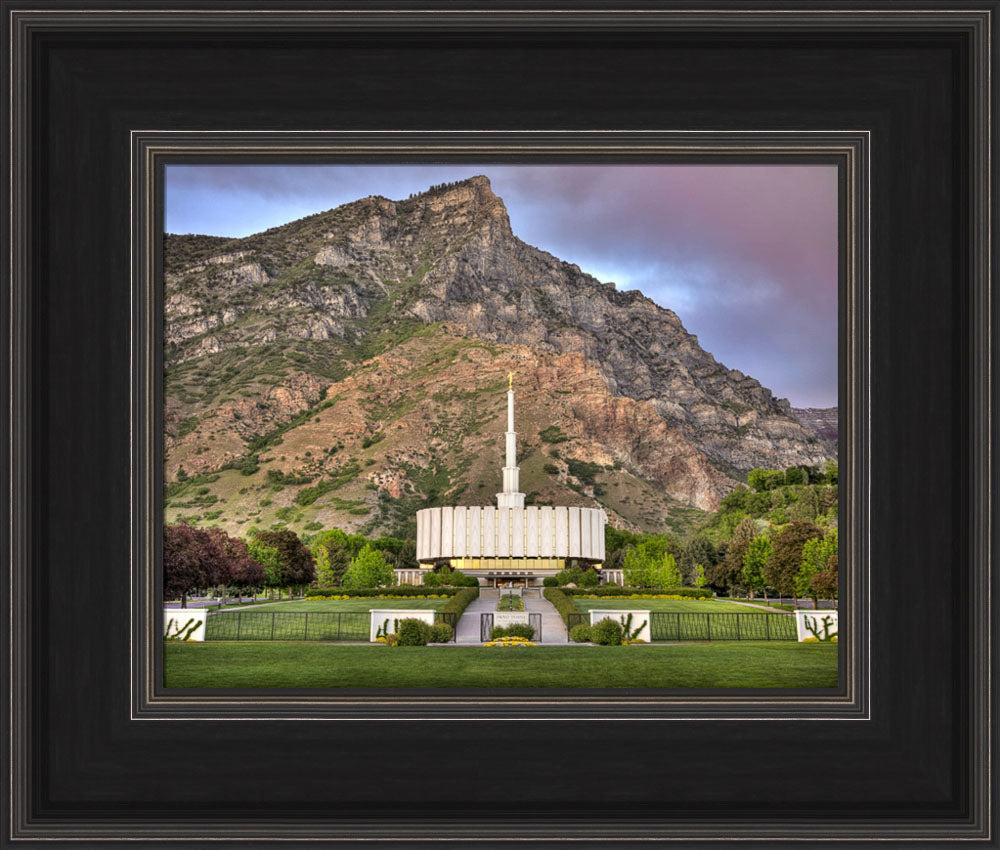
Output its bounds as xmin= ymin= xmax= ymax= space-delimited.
xmin=310 ymin=529 xmax=353 ymax=586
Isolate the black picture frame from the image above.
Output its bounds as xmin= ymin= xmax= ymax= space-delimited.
xmin=3 ymin=3 xmax=995 ymax=846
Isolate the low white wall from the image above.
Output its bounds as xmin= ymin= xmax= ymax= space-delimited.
xmin=589 ymin=609 xmax=652 ymax=642
xmin=369 ymin=609 xmax=437 ymax=642
xmin=795 ymin=610 xmax=839 ymax=642
xmin=163 ymin=608 xmax=208 ymax=642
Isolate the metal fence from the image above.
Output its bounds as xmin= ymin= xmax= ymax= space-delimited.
xmin=204 ymin=609 xmax=460 ymax=642
xmin=434 ymin=612 xmax=459 ymax=640
xmin=205 ymin=610 xmax=369 ymax=641
xmin=649 ymin=611 xmax=796 ymax=641
xmin=481 ymin=612 xmax=542 ymax=642
xmin=567 ymin=612 xmax=586 ymax=632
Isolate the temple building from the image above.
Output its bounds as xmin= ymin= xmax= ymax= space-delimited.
xmin=411 ymin=374 xmax=607 ymax=587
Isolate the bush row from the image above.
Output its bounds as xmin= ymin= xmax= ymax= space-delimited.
xmin=441 ymin=587 xmax=479 ymax=617
xmin=560 ymin=586 xmax=714 ymax=599
xmin=390 ymin=618 xmax=454 ymax=646
xmin=543 ymin=586 xmax=579 ymax=625
xmin=305 ymin=586 xmax=461 ymax=598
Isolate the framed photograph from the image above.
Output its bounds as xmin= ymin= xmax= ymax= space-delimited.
xmin=4 ymin=3 xmax=994 ymax=847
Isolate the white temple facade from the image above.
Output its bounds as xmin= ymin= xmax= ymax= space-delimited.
xmin=413 ymin=374 xmax=606 ymax=587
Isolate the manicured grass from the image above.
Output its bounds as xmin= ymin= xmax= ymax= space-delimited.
xmin=572 ymin=598 xmax=788 ymax=614
xmin=215 ymin=599 xmax=449 ymax=613
xmin=164 ymin=642 xmax=838 ymax=688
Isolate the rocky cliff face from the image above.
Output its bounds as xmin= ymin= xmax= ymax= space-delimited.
xmin=164 ymin=176 xmax=834 ymax=538
xmin=792 ymin=407 xmax=839 ymax=445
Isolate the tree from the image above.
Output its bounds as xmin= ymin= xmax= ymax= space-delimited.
xmin=395 ymin=539 xmax=418 ymax=571
xmin=252 ymin=529 xmax=316 ymax=597
xmin=247 ymin=537 xmax=282 ymax=598
xmin=310 ymin=529 xmax=352 ymax=587
xmin=764 ymin=521 xmax=823 ymax=606
xmin=823 ymin=460 xmax=839 ymax=485
xmin=710 ymin=516 xmax=756 ymax=596
xmin=342 ymin=542 xmax=396 ymax=589
xmin=678 ymin=536 xmax=718 ymax=585
xmin=692 ymin=564 xmax=707 ymax=588
xmin=784 ymin=466 xmax=806 ymax=486
xmin=810 ymin=559 xmax=839 ymax=607
xmin=748 ymin=468 xmax=768 ymax=492
xmin=653 ymin=552 xmax=682 ymax=589
xmin=742 ymin=536 xmax=772 ymax=603
xmin=796 ymin=529 xmax=838 ymax=609
xmin=205 ymin=527 xmax=264 ymax=604
xmin=165 ymin=523 xmax=265 ymax=607
xmin=164 ymin=523 xmax=209 ymax=608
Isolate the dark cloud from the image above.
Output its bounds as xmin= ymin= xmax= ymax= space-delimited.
xmin=165 ymin=164 xmax=838 ymax=407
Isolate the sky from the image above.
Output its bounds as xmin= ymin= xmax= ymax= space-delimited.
xmin=165 ymin=164 xmax=839 ymax=408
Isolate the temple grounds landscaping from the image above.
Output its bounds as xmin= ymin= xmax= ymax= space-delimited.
xmin=164 ymin=641 xmax=838 ymax=688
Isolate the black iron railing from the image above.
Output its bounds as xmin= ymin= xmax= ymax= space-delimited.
xmin=648 ymin=611 xmax=795 ymax=641
xmin=204 ymin=610 xmax=369 ymax=641
xmin=434 ymin=611 xmax=459 ymax=641
xmin=529 ymin=612 xmax=542 ymax=642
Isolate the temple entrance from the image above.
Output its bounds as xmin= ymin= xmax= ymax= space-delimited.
xmin=492 ymin=576 xmax=528 ymax=588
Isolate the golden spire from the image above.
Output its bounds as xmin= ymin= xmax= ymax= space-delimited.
xmin=508 ymin=371 xmax=514 ymax=391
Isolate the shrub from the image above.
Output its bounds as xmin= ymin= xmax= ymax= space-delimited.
xmin=491 ymin=623 xmax=535 ymax=640
xmin=577 ymin=568 xmax=599 ymax=588
xmin=543 ymin=586 xmax=580 ymax=625
xmin=396 ymin=618 xmax=433 ymax=646
xmin=442 ymin=587 xmax=479 ymax=617
xmin=591 ymin=617 xmax=625 ymax=646
xmin=569 ymin=624 xmax=593 ymax=643
xmin=542 ymin=576 xmax=558 ymax=587
xmin=429 ymin=622 xmax=454 ymax=643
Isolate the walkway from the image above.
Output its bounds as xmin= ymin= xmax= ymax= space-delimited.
xmin=523 ymin=594 xmax=568 ymax=643
xmin=455 ymin=590 xmax=500 ymax=643
xmin=454 ymin=588 xmax=568 ymax=644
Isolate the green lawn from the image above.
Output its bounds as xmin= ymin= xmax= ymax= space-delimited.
xmin=210 ymin=599 xmax=449 ymax=613
xmin=164 ymin=642 xmax=838 ymax=688
xmin=572 ymin=598 xmax=789 ymax=614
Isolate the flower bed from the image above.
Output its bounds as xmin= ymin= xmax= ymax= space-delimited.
xmin=484 ymin=636 xmax=537 ymax=647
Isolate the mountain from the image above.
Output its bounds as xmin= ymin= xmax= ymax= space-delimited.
xmin=792 ymin=407 xmax=839 ymax=445
xmin=164 ymin=175 xmax=834 ymax=539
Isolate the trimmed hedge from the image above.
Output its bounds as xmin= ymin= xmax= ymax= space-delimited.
xmin=564 ymin=586 xmax=714 ymax=599
xmin=491 ymin=623 xmax=536 ymax=640
xmin=442 ymin=587 xmax=479 ymax=617
xmin=305 ymin=586 xmax=461 ymax=598
xmin=543 ymin=587 xmax=579 ymax=625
